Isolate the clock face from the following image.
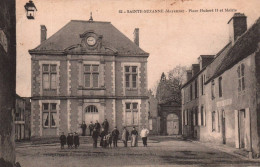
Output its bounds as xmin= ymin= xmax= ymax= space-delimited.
xmin=86 ymin=36 xmax=96 ymax=46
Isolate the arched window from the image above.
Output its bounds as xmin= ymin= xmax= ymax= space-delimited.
xmin=86 ymin=105 xmax=98 ymax=113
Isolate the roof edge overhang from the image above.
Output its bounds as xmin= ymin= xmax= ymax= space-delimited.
xmin=29 ymin=49 xmax=65 ymax=55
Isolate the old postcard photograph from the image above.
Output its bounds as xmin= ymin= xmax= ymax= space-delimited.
xmin=0 ymin=0 xmax=260 ymax=166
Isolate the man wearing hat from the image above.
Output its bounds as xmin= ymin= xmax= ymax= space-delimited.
xmin=111 ymin=126 xmax=119 ymax=147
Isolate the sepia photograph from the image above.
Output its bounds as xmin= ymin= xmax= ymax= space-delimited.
xmin=0 ymin=0 xmax=260 ymax=166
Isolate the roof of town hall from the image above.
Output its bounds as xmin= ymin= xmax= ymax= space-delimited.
xmin=29 ymin=20 xmax=148 ymax=56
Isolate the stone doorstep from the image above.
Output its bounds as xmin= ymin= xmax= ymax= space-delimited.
xmin=190 ymin=140 xmax=260 ymax=162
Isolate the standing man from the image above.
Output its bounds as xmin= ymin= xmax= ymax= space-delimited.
xmin=89 ymin=121 xmax=94 ymax=136
xmin=112 ymin=126 xmax=119 ymax=147
xmin=102 ymin=119 xmax=109 ymax=134
xmin=140 ymin=127 xmax=149 ymax=147
xmin=92 ymin=128 xmax=99 ymax=148
xmin=122 ymin=127 xmax=129 ymax=147
xmin=131 ymin=127 xmax=138 ymax=147
xmin=94 ymin=120 xmax=101 ymax=134
xmin=81 ymin=121 xmax=87 ymax=136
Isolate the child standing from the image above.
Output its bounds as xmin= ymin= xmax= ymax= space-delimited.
xmin=59 ymin=132 xmax=66 ymax=149
xmin=107 ymin=131 xmax=112 ymax=148
xmin=73 ymin=132 xmax=80 ymax=149
xmin=67 ymin=133 xmax=74 ymax=149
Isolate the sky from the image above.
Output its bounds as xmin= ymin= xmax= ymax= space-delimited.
xmin=16 ymin=0 xmax=260 ymax=97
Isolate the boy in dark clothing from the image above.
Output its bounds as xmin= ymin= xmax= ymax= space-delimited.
xmin=102 ymin=119 xmax=109 ymax=134
xmin=59 ymin=132 xmax=66 ymax=149
xmin=89 ymin=121 xmax=94 ymax=136
xmin=131 ymin=127 xmax=138 ymax=147
xmin=92 ymin=128 xmax=99 ymax=148
xmin=73 ymin=132 xmax=80 ymax=149
xmin=112 ymin=126 xmax=119 ymax=147
xmin=94 ymin=120 xmax=101 ymax=134
xmin=100 ymin=129 xmax=106 ymax=147
xmin=80 ymin=121 xmax=87 ymax=136
xmin=67 ymin=133 xmax=74 ymax=149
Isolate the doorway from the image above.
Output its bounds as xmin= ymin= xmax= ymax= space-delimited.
xmin=239 ymin=109 xmax=245 ymax=148
xmin=167 ymin=113 xmax=179 ymax=135
xmin=85 ymin=105 xmax=99 ymax=125
xmin=222 ymin=110 xmax=226 ymax=144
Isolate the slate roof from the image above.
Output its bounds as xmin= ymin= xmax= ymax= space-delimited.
xmin=206 ymin=17 xmax=260 ymax=83
xmin=182 ymin=17 xmax=260 ymax=88
xmin=29 ymin=20 xmax=148 ymax=56
xmin=181 ymin=43 xmax=231 ymax=88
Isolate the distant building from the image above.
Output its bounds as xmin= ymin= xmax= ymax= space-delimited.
xmin=182 ymin=13 xmax=260 ymax=158
xmin=29 ymin=18 xmax=149 ymax=137
xmin=158 ymin=101 xmax=181 ymax=135
xmin=148 ymin=91 xmax=160 ymax=135
xmin=15 ymin=95 xmax=31 ymax=141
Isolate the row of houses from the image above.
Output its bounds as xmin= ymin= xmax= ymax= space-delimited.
xmin=181 ymin=13 xmax=260 ymax=158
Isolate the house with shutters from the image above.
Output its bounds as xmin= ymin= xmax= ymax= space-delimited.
xmin=181 ymin=13 xmax=260 ymax=158
xmin=29 ymin=17 xmax=149 ymax=137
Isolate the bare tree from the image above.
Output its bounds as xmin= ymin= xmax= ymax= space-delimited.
xmin=155 ymin=66 xmax=186 ymax=105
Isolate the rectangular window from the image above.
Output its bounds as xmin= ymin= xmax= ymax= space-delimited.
xmin=218 ymin=77 xmax=222 ymax=97
xmin=43 ymin=74 xmax=50 ymax=89
xmin=84 ymin=74 xmax=91 ymax=87
xmin=201 ymin=106 xmax=204 ymax=126
xmin=195 ymin=79 xmax=198 ymax=98
xmin=190 ymin=84 xmax=193 ymax=101
xmin=50 ymin=112 xmax=57 ymax=127
xmin=125 ymin=66 xmax=138 ymax=89
xmin=50 ymin=74 xmax=57 ymax=89
xmin=42 ymin=103 xmax=57 ymax=128
xmin=238 ymin=64 xmax=245 ymax=92
xmin=184 ymin=110 xmax=188 ymax=125
xmin=93 ymin=74 xmax=99 ymax=88
xmin=125 ymin=102 xmax=139 ymax=126
xmin=42 ymin=64 xmax=57 ymax=90
xmin=212 ymin=111 xmax=216 ymax=131
xmin=149 ymin=119 xmax=153 ymax=130
xmin=195 ymin=108 xmax=198 ymax=126
xmin=201 ymin=75 xmax=204 ymax=95
xmin=84 ymin=64 xmax=99 ymax=88
xmin=43 ymin=112 xmax=49 ymax=127
xmin=211 ymin=80 xmax=215 ymax=100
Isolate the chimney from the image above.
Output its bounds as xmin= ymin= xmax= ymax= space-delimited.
xmin=228 ymin=13 xmax=247 ymax=45
xmin=41 ymin=25 xmax=47 ymax=43
xmin=134 ymin=28 xmax=139 ymax=46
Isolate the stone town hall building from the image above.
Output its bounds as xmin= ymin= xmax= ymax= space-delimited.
xmin=29 ymin=18 xmax=149 ymax=137
xmin=182 ymin=13 xmax=260 ymax=158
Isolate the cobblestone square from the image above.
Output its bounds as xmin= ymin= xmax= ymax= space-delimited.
xmin=16 ymin=137 xmax=260 ymax=167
